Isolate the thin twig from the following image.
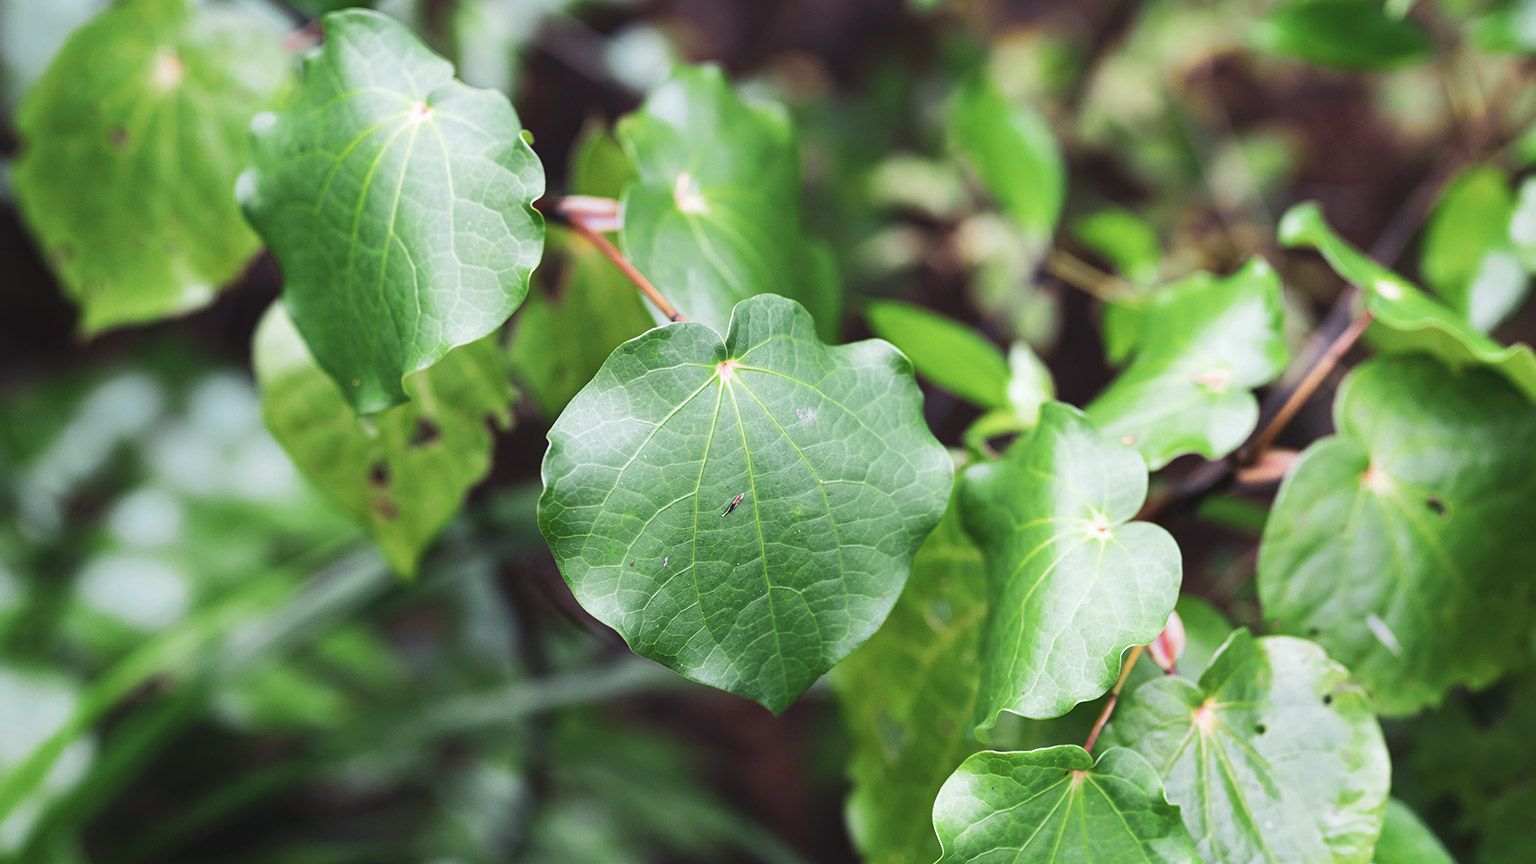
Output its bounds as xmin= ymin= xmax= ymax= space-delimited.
xmin=1084 ymin=644 xmax=1145 ymax=754
xmin=543 ymin=198 xmax=687 ymax=323
xmin=1046 ymin=249 xmax=1131 ymax=302
xmin=1240 ymin=307 xmax=1374 ymax=465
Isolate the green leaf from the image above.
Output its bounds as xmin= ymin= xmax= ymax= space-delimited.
xmin=932 ymin=745 xmax=1200 ymax=864
xmin=509 ymin=230 xmax=654 ymax=419
xmin=509 ymin=126 xmax=651 ymax=419
xmin=1279 ymin=201 xmax=1536 ymax=401
xmin=1086 ymin=258 xmax=1288 ymax=470
xmin=864 ymin=300 xmax=1011 ymax=410
xmin=1072 ymin=208 xmax=1162 ymax=286
xmin=239 ymin=8 xmax=544 ymax=413
xmin=960 ymin=403 xmax=1181 ymax=726
xmin=253 ymin=302 xmax=514 ymax=576
xmin=1371 ymin=799 xmax=1454 ymax=864
xmin=1252 ymin=0 xmax=1433 ymax=71
xmin=1103 ymin=631 xmax=1391 ymax=864
xmin=833 ymin=482 xmax=987 ymax=864
xmin=616 ymin=64 xmax=842 ymax=339
xmin=1257 ymin=354 xmax=1536 ymax=715
xmin=1006 ymin=342 xmax=1055 ymax=426
xmin=1421 ymin=165 xmax=1527 ymax=331
xmin=948 ymin=73 xmax=1065 ymax=241
xmin=11 ymin=0 xmax=291 ymax=334
xmin=537 ymin=294 xmax=953 ymax=712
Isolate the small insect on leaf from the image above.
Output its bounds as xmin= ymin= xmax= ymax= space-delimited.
xmin=722 ymin=492 xmax=746 ymax=517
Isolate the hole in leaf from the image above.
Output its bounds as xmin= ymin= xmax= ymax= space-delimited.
xmin=1322 ymin=694 xmax=1333 ymax=706
xmin=368 ymin=462 xmax=390 ymax=488
xmin=1426 ymin=496 xmax=1446 ymax=516
xmin=410 ymin=418 xmax=441 ymax=447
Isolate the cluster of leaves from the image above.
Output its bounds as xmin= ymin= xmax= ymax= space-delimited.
xmin=6 ymin=0 xmax=1536 ymax=862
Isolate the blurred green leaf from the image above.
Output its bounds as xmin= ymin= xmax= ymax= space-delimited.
xmin=864 ymin=300 xmax=1010 ymax=410
xmin=833 ymin=483 xmax=986 ymax=864
xmin=538 ymin=294 xmax=952 ymax=712
xmin=617 ymin=64 xmax=842 ymax=338
xmin=960 ymin=403 xmax=1179 ymax=726
xmin=11 ymin=0 xmax=291 ymax=333
xmin=240 ymin=9 xmax=544 ymax=413
xmin=254 ymin=302 xmax=513 ymax=576
xmin=1258 ymin=354 xmax=1536 ymax=715
xmin=1005 ymin=342 xmax=1054 ymax=425
xmin=1371 ymin=799 xmax=1454 ymax=864
xmin=1104 ymin=631 xmax=1391 ymax=864
xmin=1252 ymin=0 xmax=1433 ymax=70
xmin=0 ymin=666 xmax=93 ymax=855
xmin=1072 ymin=208 xmax=1162 ymax=286
xmin=933 ymin=746 xmax=1199 ymax=864
xmin=948 ymin=73 xmax=1065 ymax=241
xmin=1087 ymin=258 xmax=1288 ymax=470
xmin=1422 ymin=165 xmax=1528 ymax=331
xmin=1280 ymin=201 xmax=1536 ymax=400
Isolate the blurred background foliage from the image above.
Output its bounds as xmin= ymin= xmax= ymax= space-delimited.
xmin=3 ymin=0 xmax=1536 ymax=861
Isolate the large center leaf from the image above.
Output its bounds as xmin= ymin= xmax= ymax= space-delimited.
xmin=960 ymin=403 xmax=1181 ymax=727
xmin=1279 ymin=202 xmax=1536 ymax=401
xmin=1086 ymin=257 xmax=1288 ymax=470
xmin=617 ymin=65 xmax=841 ymax=339
xmin=538 ymin=294 xmax=952 ymax=712
xmin=932 ymin=745 xmax=1199 ymax=864
xmin=1103 ymin=631 xmax=1390 ymax=864
xmin=253 ymin=302 xmax=514 ymax=576
xmin=12 ymin=0 xmax=291 ymax=334
xmin=240 ymin=9 xmax=544 ymax=413
xmin=1257 ymin=354 xmax=1536 ymax=715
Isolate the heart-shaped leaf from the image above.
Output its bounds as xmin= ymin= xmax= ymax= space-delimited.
xmin=1103 ymin=631 xmax=1390 ymax=864
xmin=538 ymin=294 xmax=952 ymax=712
xmin=254 ymin=302 xmax=513 ymax=576
xmin=240 ymin=9 xmax=544 ymax=413
xmin=1086 ymin=257 xmax=1288 ymax=469
xmin=617 ymin=64 xmax=841 ymax=339
xmin=12 ymin=0 xmax=291 ymax=333
xmin=933 ymin=745 xmax=1200 ymax=864
xmin=960 ymin=403 xmax=1181 ymax=726
xmin=1279 ymin=201 xmax=1536 ymax=401
xmin=1257 ymin=354 xmax=1536 ymax=714
xmin=833 ymin=483 xmax=988 ymax=864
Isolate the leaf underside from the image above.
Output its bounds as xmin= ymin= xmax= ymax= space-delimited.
xmin=240 ymin=8 xmax=544 ymax=413
xmin=254 ymin=303 xmax=513 ymax=576
xmin=538 ymin=294 xmax=952 ymax=712
xmin=12 ymin=0 xmax=291 ymax=334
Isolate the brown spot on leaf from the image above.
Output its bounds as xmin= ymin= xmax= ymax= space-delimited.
xmin=410 ymin=417 xmax=440 ymax=447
